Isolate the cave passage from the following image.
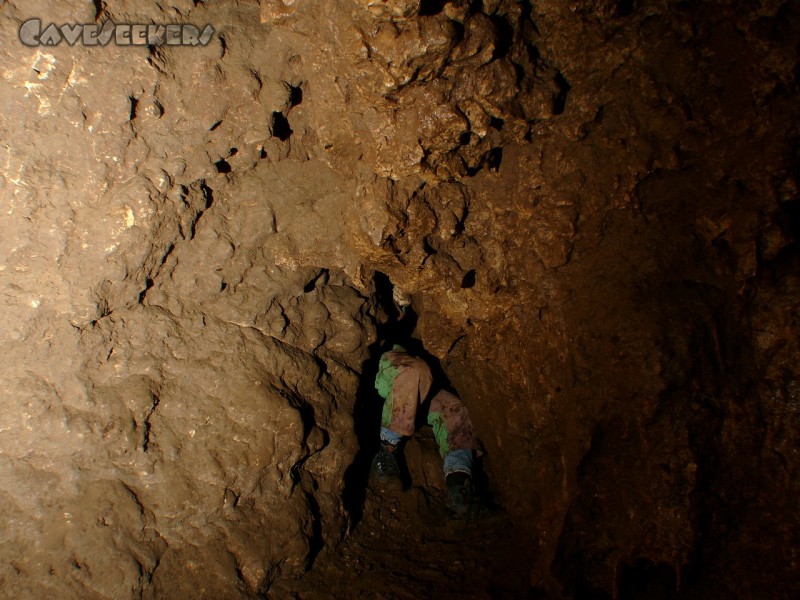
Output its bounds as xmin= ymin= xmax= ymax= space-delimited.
xmin=1 ymin=1 xmax=798 ymax=599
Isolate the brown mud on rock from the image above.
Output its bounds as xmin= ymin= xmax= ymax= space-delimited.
xmin=1 ymin=0 xmax=799 ymax=598
xmin=271 ymin=430 xmax=531 ymax=600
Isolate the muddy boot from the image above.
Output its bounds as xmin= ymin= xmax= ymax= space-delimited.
xmin=445 ymin=472 xmax=473 ymax=517
xmin=370 ymin=442 xmax=402 ymax=491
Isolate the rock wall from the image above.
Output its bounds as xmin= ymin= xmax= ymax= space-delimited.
xmin=0 ymin=0 xmax=798 ymax=598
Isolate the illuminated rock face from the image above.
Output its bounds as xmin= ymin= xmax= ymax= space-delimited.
xmin=0 ymin=1 xmax=798 ymax=598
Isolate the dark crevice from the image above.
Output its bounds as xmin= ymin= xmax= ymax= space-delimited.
xmin=304 ymin=491 xmax=325 ymax=570
xmin=777 ymin=199 xmax=800 ymax=239
xmin=455 ymin=202 xmax=470 ymax=235
xmin=465 ymin=162 xmax=481 ymax=177
xmin=490 ymin=15 xmax=514 ymax=60
xmin=553 ymin=72 xmax=571 ymax=115
xmin=487 ymin=147 xmax=503 ymax=172
xmin=617 ymin=560 xmax=678 ymax=599
xmin=422 ymin=237 xmax=438 ymax=256
xmin=489 ymin=116 xmax=505 ymax=131
xmin=288 ymin=83 xmax=303 ymax=107
xmin=209 ymin=120 xmax=223 ymax=131
xmin=303 ymin=269 xmax=329 ymax=293
xmin=128 ymin=96 xmax=139 ymax=121
xmin=272 ymin=111 xmax=293 ymax=141
xmin=419 ymin=0 xmax=448 ymax=16
xmin=526 ymin=43 xmax=541 ymax=67
xmin=189 ymin=183 xmax=214 ymax=239
xmin=234 ymin=564 xmax=245 ymax=584
xmin=158 ymin=243 xmax=175 ymax=270
xmin=616 ymin=0 xmax=636 ymax=17
xmin=153 ymin=99 xmax=164 ymax=118
xmin=201 ymin=182 xmax=214 ymax=209
xmin=447 ymin=334 xmax=466 ymax=354
xmin=138 ymin=278 xmax=154 ymax=304
xmin=142 ymin=393 xmax=161 ymax=452
xmin=214 ymin=148 xmax=237 ymax=172
xmin=280 ymin=390 xmax=322 ymax=451
xmin=342 ymin=272 xmax=404 ymax=524
xmin=451 ymin=20 xmax=466 ymax=46
xmin=92 ymin=0 xmax=107 ymax=21
xmin=461 ymin=269 xmax=477 ymax=288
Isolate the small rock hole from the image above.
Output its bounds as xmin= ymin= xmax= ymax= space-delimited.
xmin=461 ymin=269 xmax=476 ymax=289
xmin=272 ymin=111 xmax=293 ymax=141
xmin=214 ymin=159 xmax=231 ymax=174
xmin=289 ymin=84 xmax=303 ymax=107
xmin=489 ymin=117 xmax=505 ymax=131
xmin=552 ymin=72 xmax=571 ymax=115
xmin=210 ymin=120 xmax=223 ymax=131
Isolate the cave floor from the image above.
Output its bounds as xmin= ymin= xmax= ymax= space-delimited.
xmin=271 ymin=433 xmax=532 ymax=599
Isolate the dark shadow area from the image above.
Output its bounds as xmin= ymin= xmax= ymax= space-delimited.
xmin=342 ymin=272 xmax=454 ymax=524
xmin=487 ymin=147 xmax=503 ymax=172
xmin=288 ymin=83 xmax=303 ymax=107
xmin=616 ymin=0 xmax=636 ymax=17
xmin=491 ymin=14 xmax=514 ymax=61
xmin=342 ymin=271 xmax=498 ymax=526
xmin=617 ymin=560 xmax=678 ymax=600
xmin=419 ymin=0 xmax=447 ymax=16
xmin=552 ymin=72 xmax=571 ymax=115
xmin=214 ymin=158 xmax=231 ymax=173
xmin=272 ymin=111 xmax=293 ymax=141
xmin=341 ymin=272 xmax=399 ymax=525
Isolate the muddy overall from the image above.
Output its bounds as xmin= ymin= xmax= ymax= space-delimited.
xmin=371 ymin=345 xmax=476 ymax=515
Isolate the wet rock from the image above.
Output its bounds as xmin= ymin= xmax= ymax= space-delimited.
xmin=1 ymin=0 xmax=799 ymax=598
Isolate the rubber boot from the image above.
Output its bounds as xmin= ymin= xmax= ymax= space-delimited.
xmin=370 ymin=442 xmax=402 ymax=491
xmin=445 ymin=472 xmax=473 ymax=517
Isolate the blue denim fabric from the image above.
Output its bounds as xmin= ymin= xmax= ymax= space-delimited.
xmin=379 ymin=426 xmax=403 ymax=446
xmin=443 ymin=448 xmax=472 ymax=476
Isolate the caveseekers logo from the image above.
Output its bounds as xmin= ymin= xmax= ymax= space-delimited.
xmin=19 ymin=18 xmax=215 ymax=47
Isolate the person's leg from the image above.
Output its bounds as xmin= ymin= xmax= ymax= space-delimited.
xmin=428 ymin=390 xmax=476 ymax=515
xmin=428 ymin=390 xmax=476 ymax=471
xmin=381 ymin=353 xmax=432 ymax=438
xmin=371 ymin=351 xmax=432 ymax=487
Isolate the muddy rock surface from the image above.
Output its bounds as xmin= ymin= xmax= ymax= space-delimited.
xmin=0 ymin=0 xmax=798 ymax=598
